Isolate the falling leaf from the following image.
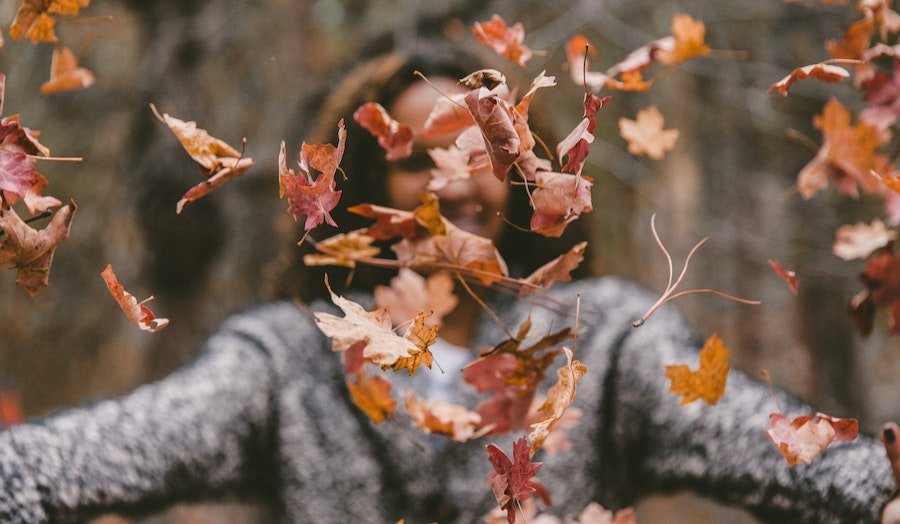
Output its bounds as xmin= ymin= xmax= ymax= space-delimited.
xmin=528 ymin=348 xmax=588 ymax=455
xmin=151 ymin=104 xmax=254 ymax=214
xmin=303 ymin=230 xmax=380 ymax=269
xmin=381 ymin=311 xmax=438 ymax=376
xmin=0 ymin=392 xmax=22 ymax=428
xmin=313 ymin=277 xmax=417 ymax=366
xmin=849 ymin=250 xmax=900 ymax=336
xmin=769 ymin=63 xmax=849 ymax=96
xmin=833 ymin=219 xmax=897 ymax=260
xmin=465 ymin=87 xmax=520 ymax=181
xmin=557 ymin=93 xmax=610 ymax=176
xmin=769 ymin=259 xmax=799 ymax=296
xmin=574 ymin=503 xmax=637 ymax=524
xmin=347 ymin=372 xmax=396 ymax=424
xmin=427 ymin=146 xmax=472 ymax=192
xmin=374 ymin=268 xmax=458 ymax=327
xmin=472 ymin=15 xmax=533 ymax=67
xmin=766 ymin=412 xmax=858 ymax=466
xmin=348 ymin=203 xmax=420 ymax=240
xmin=0 ymin=201 xmax=75 ymax=297
xmin=486 ymin=437 xmax=551 ymax=524
xmin=460 ymin=69 xmax=507 ymax=90
xmin=618 ymin=106 xmax=679 ymax=160
xmin=101 ymin=264 xmax=169 ymax=333
xmin=353 ymin=102 xmax=414 ymax=161
xmin=603 ymin=69 xmax=654 ymax=92
xmin=530 ymin=171 xmax=593 ymax=238
xmin=665 ymin=333 xmax=730 ymax=405
xmin=421 ymin=94 xmax=474 ymax=138
xmin=566 ymin=34 xmax=609 ymax=89
xmin=658 ymin=14 xmax=711 ymax=65
xmin=827 ymin=17 xmax=874 ymax=62
xmin=279 ymin=120 xmax=345 ymax=230
xmin=406 ymin=395 xmax=484 ymax=442
xmin=40 ymin=46 xmax=94 ymax=95
xmin=527 ymin=400 xmax=581 ymax=455
xmin=521 ymin=241 xmax=587 ymax=295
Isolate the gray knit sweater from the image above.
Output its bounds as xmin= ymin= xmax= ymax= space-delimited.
xmin=0 ymin=277 xmax=894 ymax=523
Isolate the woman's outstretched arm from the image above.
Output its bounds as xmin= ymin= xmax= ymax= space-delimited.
xmin=0 ymin=322 xmax=279 ymax=523
xmin=602 ymin=287 xmax=895 ymax=523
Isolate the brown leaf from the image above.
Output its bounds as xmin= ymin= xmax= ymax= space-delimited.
xmin=347 ymin=372 xmax=396 ymax=424
xmin=406 ymin=395 xmax=483 ymax=442
xmin=427 ymin=146 xmax=471 ymax=192
xmin=769 ymin=63 xmax=849 ymax=97
xmin=464 ymin=87 xmax=520 ymax=181
xmin=0 ymin=200 xmax=75 ymax=297
xmin=833 ymin=219 xmax=897 ymax=260
xmin=618 ymin=106 xmax=679 ymax=160
xmin=530 ymin=171 xmax=593 ymax=238
xmin=521 ymin=241 xmax=587 ymax=295
xmin=421 ymin=94 xmax=474 ymax=138
xmin=303 ymin=230 xmax=380 ymax=269
xmin=353 ymin=102 xmax=413 ymax=161
xmin=101 ymin=264 xmax=169 ymax=333
xmin=381 ymin=310 xmax=438 ymax=376
xmin=40 ymin=46 xmax=94 ymax=95
xmin=459 ymin=69 xmax=507 ymax=90
xmin=665 ymin=334 xmax=730 ymax=405
xmin=472 ymin=15 xmax=532 ymax=67
xmin=766 ymin=412 xmax=859 ymax=466
xmin=528 ymin=348 xmax=588 ymax=455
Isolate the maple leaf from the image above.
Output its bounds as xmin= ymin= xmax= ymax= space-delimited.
xmin=618 ymin=106 xmax=679 ymax=160
xmin=151 ymin=104 xmax=254 ymax=214
xmin=521 ymin=242 xmax=587 ymax=296
xmin=827 ymin=17 xmax=874 ymax=62
xmin=527 ymin=348 xmax=588 ymax=455
xmin=0 ymin=200 xmax=75 ymax=297
xmin=406 ymin=395 xmax=484 ymax=442
xmin=658 ymin=14 xmax=711 ymax=65
xmin=765 ymin=412 xmax=858 ymax=466
xmin=374 ymin=268 xmax=458 ymax=327
xmin=353 ymin=102 xmax=413 ymax=161
xmin=40 ymin=47 xmax=94 ymax=95
xmin=769 ymin=63 xmax=849 ymax=97
xmin=769 ymin=259 xmax=799 ymax=296
xmin=530 ymin=171 xmax=593 ymax=238
xmin=849 ymin=249 xmax=900 ymax=336
xmin=421 ymin=94 xmax=474 ymax=138
xmin=381 ymin=310 xmax=438 ymax=376
xmin=279 ymin=121 xmax=346 ymax=230
xmin=557 ymin=93 xmax=609 ymax=176
xmin=833 ymin=219 xmax=897 ymax=260
xmin=303 ymin=230 xmax=380 ymax=269
xmin=313 ymin=277 xmax=417 ymax=366
xmin=101 ymin=264 xmax=169 ymax=333
xmin=797 ymin=98 xmax=888 ymax=199
xmin=347 ymin=372 xmax=396 ymax=424
xmin=472 ymin=15 xmax=532 ymax=67
xmin=465 ymin=87 xmax=520 ymax=181
xmin=485 ymin=437 xmax=547 ymax=524
xmin=665 ymin=333 xmax=730 ymax=405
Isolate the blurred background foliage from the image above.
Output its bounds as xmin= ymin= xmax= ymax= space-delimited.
xmin=0 ymin=0 xmax=894 ymax=522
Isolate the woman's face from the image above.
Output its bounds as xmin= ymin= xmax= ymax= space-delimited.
xmin=387 ymin=78 xmax=509 ymax=241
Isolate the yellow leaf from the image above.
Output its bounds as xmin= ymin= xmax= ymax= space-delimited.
xmin=665 ymin=333 xmax=730 ymax=405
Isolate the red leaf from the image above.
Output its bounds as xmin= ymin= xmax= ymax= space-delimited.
xmin=485 ymin=437 xmax=546 ymax=524
xmin=279 ymin=120 xmax=345 ymax=230
xmin=769 ymin=259 xmax=799 ymax=296
xmin=464 ymin=88 xmax=520 ymax=181
xmin=557 ymin=94 xmax=610 ymax=176
xmin=353 ymin=102 xmax=414 ymax=161
xmin=0 ymin=201 xmax=75 ymax=297
xmin=850 ymin=250 xmax=900 ymax=336
xmin=530 ymin=171 xmax=593 ymax=238
xmin=101 ymin=264 xmax=169 ymax=333
xmin=421 ymin=94 xmax=475 ymax=138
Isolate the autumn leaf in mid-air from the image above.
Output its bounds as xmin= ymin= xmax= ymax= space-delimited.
xmin=658 ymin=14 xmax=711 ymax=65
xmin=465 ymin=87 xmax=520 ymax=181
xmin=279 ymin=120 xmax=346 ymax=230
xmin=485 ymin=437 xmax=550 ymax=524
xmin=528 ymin=348 xmax=588 ymax=455
xmin=769 ymin=259 xmax=799 ymax=296
xmin=302 ymin=230 xmax=380 ymax=269
xmin=619 ymin=106 xmax=679 ymax=160
xmin=381 ymin=311 xmax=438 ymax=376
xmin=10 ymin=0 xmax=91 ymax=43
xmin=427 ymin=146 xmax=472 ymax=192
xmin=849 ymin=249 xmax=900 ymax=336
xmin=347 ymin=372 xmax=396 ymax=424
xmin=557 ymin=93 xmax=609 ymax=176
xmin=833 ymin=219 xmax=897 ymax=260
xmin=530 ymin=171 xmax=593 ymax=238
xmin=521 ymin=241 xmax=587 ymax=295
xmin=151 ymin=104 xmax=254 ymax=214
xmin=665 ymin=333 xmax=730 ymax=405
xmin=374 ymin=268 xmax=458 ymax=326
xmin=766 ymin=412 xmax=858 ymax=466
xmin=0 ymin=201 xmax=75 ymax=297
xmin=406 ymin=395 xmax=484 ymax=442
xmin=769 ymin=63 xmax=849 ymax=97
xmin=0 ymin=392 xmax=22 ymax=428
xmin=40 ymin=47 xmax=94 ymax=95
xmin=566 ymin=35 xmax=608 ymax=89
xmin=101 ymin=264 xmax=169 ymax=333
xmin=472 ymin=15 xmax=532 ymax=67
xmin=353 ymin=103 xmax=413 ymax=161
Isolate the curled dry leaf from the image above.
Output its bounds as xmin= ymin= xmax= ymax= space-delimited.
xmin=279 ymin=120 xmax=346 ymax=230
xmin=769 ymin=259 xmax=799 ymax=296
xmin=313 ymin=276 xmax=417 ymax=366
xmin=465 ymin=87 xmax=520 ymax=181
xmin=472 ymin=15 xmax=532 ymax=67
xmin=353 ymin=102 xmax=414 ymax=161
xmin=374 ymin=268 xmax=458 ymax=327
xmin=406 ymin=395 xmax=484 ymax=442
xmin=521 ymin=241 xmax=587 ymax=296
xmin=528 ymin=347 xmax=588 ymax=455
xmin=766 ymin=412 xmax=858 ymax=466
xmin=381 ymin=310 xmax=438 ymax=376
xmin=833 ymin=219 xmax=897 ymax=260
xmin=40 ymin=47 xmax=94 ymax=95
xmin=618 ymin=106 xmax=679 ymax=160
xmin=530 ymin=171 xmax=593 ymax=238
xmin=460 ymin=69 xmax=507 ymax=90
xmin=665 ymin=334 xmax=730 ymax=405
xmin=101 ymin=264 xmax=169 ymax=333
xmin=10 ymin=0 xmax=91 ymax=43
xmin=658 ymin=14 xmax=711 ymax=65
xmin=769 ymin=63 xmax=849 ymax=97
xmin=151 ymin=104 xmax=255 ymax=214
xmin=347 ymin=372 xmax=396 ymax=424
xmin=303 ymin=230 xmax=380 ymax=269
xmin=485 ymin=437 xmax=549 ymax=524
xmin=0 ymin=200 xmax=75 ymax=297
xmin=558 ymin=94 xmax=609 ymax=176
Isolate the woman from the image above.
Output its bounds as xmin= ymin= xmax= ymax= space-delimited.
xmin=0 ymin=45 xmax=898 ymax=523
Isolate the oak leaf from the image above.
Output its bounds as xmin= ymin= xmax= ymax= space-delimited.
xmin=665 ymin=333 xmax=729 ymax=405
xmin=0 ymin=200 xmax=75 ymax=297
xmin=833 ymin=219 xmax=897 ymax=260
xmin=472 ymin=15 xmax=532 ymax=67
xmin=527 ymin=348 xmax=588 ymax=455
xmin=353 ymin=102 xmax=413 ymax=161
xmin=101 ymin=264 xmax=169 ymax=333
xmin=765 ymin=412 xmax=858 ymax=466
xmin=530 ymin=171 xmax=593 ymax=238
xmin=486 ymin=437 xmax=549 ymax=524
xmin=618 ymin=106 xmax=679 ymax=160
xmin=40 ymin=47 xmax=94 ymax=95
xmin=374 ymin=268 xmax=458 ymax=327
xmin=406 ymin=395 xmax=484 ymax=442
xmin=347 ymin=372 xmax=396 ymax=424
xmin=303 ymin=230 xmax=380 ymax=269
xmin=769 ymin=63 xmax=849 ymax=97
xmin=521 ymin=242 xmax=587 ymax=296
xmin=769 ymin=259 xmax=799 ymax=296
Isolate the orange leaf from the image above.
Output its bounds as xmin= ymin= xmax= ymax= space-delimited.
xmin=472 ymin=15 xmax=532 ymax=67
xmin=406 ymin=395 xmax=483 ymax=442
xmin=279 ymin=121 xmax=345 ymax=230
xmin=665 ymin=333 xmax=730 ymax=405
xmin=346 ymin=372 xmax=396 ymax=424
xmin=353 ymin=102 xmax=413 ymax=161
xmin=101 ymin=264 xmax=169 ymax=333
xmin=40 ymin=47 xmax=94 ymax=95
xmin=618 ymin=105 xmax=679 ymax=160
xmin=765 ymin=412 xmax=858 ymax=466
xmin=827 ymin=17 xmax=874 ymax=61
xmin=381 ymin=310 xmax=438 ymax=376
xmin=658 ymin=14 xmax=711 ymax=65
xmin=769 ymin=63 xmax=849 ymax=97
xmin=528 ymin=347 xmax=588 ymax=455
xmin=521 ymin=241 xmax=587 ymax=295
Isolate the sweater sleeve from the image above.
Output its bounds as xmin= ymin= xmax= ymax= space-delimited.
xmin=0 ymin=323 xmax=278 ymax=523
xmin=602 ymin=287 xmax=895 ymax=523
